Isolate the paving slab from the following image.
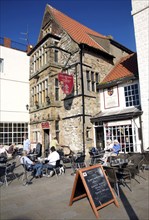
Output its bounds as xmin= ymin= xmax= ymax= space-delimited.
xmin=0 ymin=160 xmax=149 ymax=220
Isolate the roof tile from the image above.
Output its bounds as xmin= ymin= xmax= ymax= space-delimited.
xmin=102 ymin=53 xmax=138 ymax=83
xmin=47 ymin=5 xmax=108 ymax=52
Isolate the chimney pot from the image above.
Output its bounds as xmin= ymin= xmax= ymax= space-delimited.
xmin=4 ymin=37 xmax=11 ymax=48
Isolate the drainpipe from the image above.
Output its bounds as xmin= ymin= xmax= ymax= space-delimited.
xmin=80 ymin=44 xmax=85 ymax=154
xmin=139 ymin=115 xmax=144 ymax=152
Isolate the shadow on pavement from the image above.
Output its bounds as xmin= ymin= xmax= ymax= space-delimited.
xmin=119 ymin=186 xmax=139 ymax=220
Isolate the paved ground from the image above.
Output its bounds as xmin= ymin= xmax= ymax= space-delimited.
xmin=0 ymin=158 xmax=149 ymax=220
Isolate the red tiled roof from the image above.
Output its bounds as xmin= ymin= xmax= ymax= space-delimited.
xmin=102 ymin=53 xmax=138 ymax=83
xmin=47 ymin=5 xmax=108 ymax=53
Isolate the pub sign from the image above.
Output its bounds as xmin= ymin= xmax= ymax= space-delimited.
xmin=58 ymin=73 xmax=74 ymax=95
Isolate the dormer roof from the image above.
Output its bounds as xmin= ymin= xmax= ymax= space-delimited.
xmin=100 ymin=53 xmax=138 ymax=86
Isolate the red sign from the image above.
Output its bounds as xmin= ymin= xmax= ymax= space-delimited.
xmin=41 ymin=122 xmax=50 ymax=129
xmin=58 ymin=73 xmax=74 ymax=95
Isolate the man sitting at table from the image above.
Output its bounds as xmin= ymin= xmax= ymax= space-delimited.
xmin=100 ymin=139 xmax=121 ymax=165
xmin=42 ymin=146 xmax=60 ymax=177
xmin=20 ymin=150 xmax=43 ymax=178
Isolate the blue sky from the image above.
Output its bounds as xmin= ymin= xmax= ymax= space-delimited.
xmin=0 ymin=0 xmax=136 ymax=51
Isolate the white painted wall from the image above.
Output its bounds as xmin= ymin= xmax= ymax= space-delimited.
xmin=131 ymin=0 xmax=149 ymax=150
xmin=100 ymin=80 xmax=139 ymax=112
xmin=0 ymin=45 xmax=30 ymax=123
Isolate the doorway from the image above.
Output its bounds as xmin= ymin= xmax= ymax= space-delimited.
xmin=95 ymin=127 xmax=104 ymax=151
xmin=44 ymin=129 xmax=50 ymax=154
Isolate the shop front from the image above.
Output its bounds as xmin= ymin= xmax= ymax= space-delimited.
xmin=91 ymin=107 xmax=143 ymax=153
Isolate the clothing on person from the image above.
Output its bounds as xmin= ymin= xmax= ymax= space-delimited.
xmin=112 ymin=140 xmax=121 ymax=155
xmin=50 ymin=137 xmax=59 ymax=149
xmin=23 ymin=134 xmax=31 ymax=153
xmin=0 ymin=145 xmax=8 ymax=162
xmin=45 ymin=147 xmax=60 ymax=166
xmin=43 ymin=146 xmax=60 ymax=173
xmin=89 ymin=147 xmax=99 ymax=165
xmin=20 ymin=151 xmax=43 ymax=177
xmin=104 ymin=139 xmax=113 ymax=151
xmin=100 ymin=139 xmax=121 ymax=165
xmin=0 ymin=145 xmax=7 ymax=154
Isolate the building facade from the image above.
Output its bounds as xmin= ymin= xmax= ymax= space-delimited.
xmin=0 ymin=37 xmax=30 ymax=145
xmin=131 ymin=0 xmax=149 ymax=150
xmin=28 ymin=4 xmax=136 ymax=155
xmin=91 ymin=53 xmax=143 ymax=153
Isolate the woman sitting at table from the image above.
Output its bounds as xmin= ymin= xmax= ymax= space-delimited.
xmin=20 ymin=150 xmax=43 ymax=178
xmin=100 ymin=139 xmax=121 ymax=165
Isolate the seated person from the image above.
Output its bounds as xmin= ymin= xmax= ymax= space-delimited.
xmin=20 ymin=150 xmax=43 ymax=178
xmin=89 ymin=147 xmax=99 ymax=165
xmin=6 ymin=143 xmax=18 ymax=156
xmin=100 ymin=139 xmax=121 ymax=165
xmin=112 ymin=139 xmax=121 ymax=156
xmin=42 ymin=146 xmax=60 ymax=177
xmin=0 ymin=145 xmax=8 ymax=163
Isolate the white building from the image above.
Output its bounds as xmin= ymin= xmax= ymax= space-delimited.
xmin=91 ymin=53 xmax=143 ymax=153
xmin=0 ymin=37 xmax=30 ymax=145
xmin=131 ymin=0 xmax=149 ymax=150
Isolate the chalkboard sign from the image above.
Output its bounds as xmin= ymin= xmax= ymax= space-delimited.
xmin=69 ymin=164 xmax=119 ymax=219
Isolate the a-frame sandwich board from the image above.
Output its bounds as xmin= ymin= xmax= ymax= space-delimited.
xmin=69 ymin=164 xmax=119 ymax=218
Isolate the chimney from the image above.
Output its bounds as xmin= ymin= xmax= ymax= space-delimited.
xmin=27 ymin=44 xmax=33 ymax=53
xmin=4 ymin=37 xmax=11 ymax=48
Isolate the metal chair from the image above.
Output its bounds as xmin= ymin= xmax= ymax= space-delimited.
xmin=142 ymin=152 xmax=149 ymax=170
xmin=103 ymin=166 xmax=120 ymax=197
xmin=52 ymin=159 xmax=65 ymax=178
xmin=71 ymin=154 xmax=87 ymax=175
xmin=0 ymin=162 xmax=17 ymax=186
xmin=21 ymin=158 xmax=34 ymax=185
xmin=126 ymin=153 xmax=146 ymax=183
xmin=103 ymin=165 xmax=132 ymax=196
xmin=42 ymin=160 xmax=65 ymax=178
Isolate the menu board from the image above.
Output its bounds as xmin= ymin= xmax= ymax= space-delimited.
xmin=83 ymin=167 xmax=113 ymax=207
xmin=69 ymin=164 xmax=119 ymax=219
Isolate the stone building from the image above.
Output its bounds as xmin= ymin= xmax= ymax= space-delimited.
xmin=28 ymin=4 xmax=134 ymax=154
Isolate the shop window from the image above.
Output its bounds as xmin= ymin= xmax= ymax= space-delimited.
xmin=105 ymin=124 xmax=135 ymax=153
xmin=124 ymin=84 xmax=140 ymax=107
xmin=0 ymin=122 xmax=28 ymax=145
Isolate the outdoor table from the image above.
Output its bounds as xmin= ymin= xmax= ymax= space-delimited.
xmin=110 ymin=158 xmax=129 ymax=168
xmin=27 ymin=154 xmax=38 ymax=162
